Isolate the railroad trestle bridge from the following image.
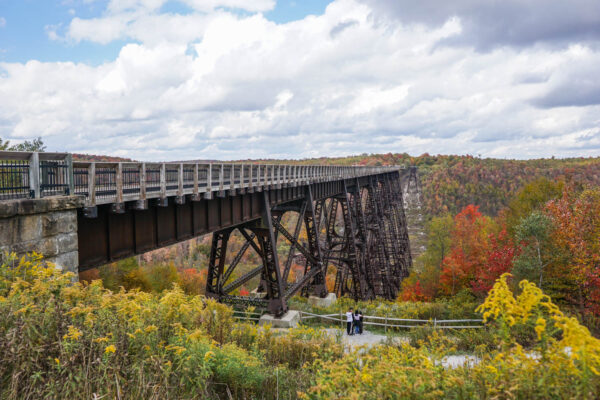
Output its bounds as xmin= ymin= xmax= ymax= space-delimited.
xmin=0 ymin=151 xmax=412 ymax=315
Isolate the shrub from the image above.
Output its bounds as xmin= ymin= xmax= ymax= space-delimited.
xmin=0 ymin=253 xmax=335 ymax=399
xmin=302 ymin=274 xmax=600 ymax=399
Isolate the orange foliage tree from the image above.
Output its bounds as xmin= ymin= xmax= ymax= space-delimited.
xmin=179 ymin=268 xmax=207 ymax=295
xmin=546 ymin=188 xmax=600 ymax=315
xmin=439 ymin=205 xmax=493 ymax=296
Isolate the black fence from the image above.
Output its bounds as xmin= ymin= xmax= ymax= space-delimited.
xmin=40 ymin=160 xmax=70 ymax=197
xmin=0 ymin=152 xmax=72 ymax=201
xmin=0 ymin=160 xmax=31 ymax=200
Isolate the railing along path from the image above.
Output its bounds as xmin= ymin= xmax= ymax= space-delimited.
xmin=0 ymin=151 xmax=400 ymax=206
xmin=233 ymin=310 xmax=484 ymax=330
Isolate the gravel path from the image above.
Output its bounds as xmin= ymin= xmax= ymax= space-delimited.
xmin=323 ymin=328 xmax=480 ymax=368
xmin=323 ymin=328 xmax=407 ymax=350
xmin=274 ymin=326 xmax=481 ymax=367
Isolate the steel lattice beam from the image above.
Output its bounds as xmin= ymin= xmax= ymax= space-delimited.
xmin=203 ymin=172 xmax=412 ymax=315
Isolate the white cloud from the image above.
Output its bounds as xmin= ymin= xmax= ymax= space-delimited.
xmin=0 ymin=17 xmax=6 ymax=28
xmin=2 ymin=0 xmax=600 ymax=160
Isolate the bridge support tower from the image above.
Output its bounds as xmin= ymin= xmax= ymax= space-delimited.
xmin=204 ymin=175 xmax=411 ymax=316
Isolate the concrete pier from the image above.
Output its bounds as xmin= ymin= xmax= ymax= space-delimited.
xmin=258 ymin=310 xmax=301 ymax=328
xmin=0 ymin=196 xmax=83 ymax=273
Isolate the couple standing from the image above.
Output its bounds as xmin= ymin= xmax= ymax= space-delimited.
xmin=345 ymin=308 xmax=363 ymax=335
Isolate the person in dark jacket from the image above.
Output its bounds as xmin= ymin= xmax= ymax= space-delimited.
xmin=354 ymin=311 xmax=360 ymax=334
xmin=358 ymin=310 xmax=364 ymax=334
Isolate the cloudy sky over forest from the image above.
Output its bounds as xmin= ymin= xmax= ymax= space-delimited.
xmin=0 ymin=0 xmax=599 ymax=160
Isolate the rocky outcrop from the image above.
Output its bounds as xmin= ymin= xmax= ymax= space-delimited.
xmin=400 ymin=167 xmax=426 ymax=259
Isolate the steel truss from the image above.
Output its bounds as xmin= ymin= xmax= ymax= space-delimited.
xmin=205 ymin=175 xmax=412 ymax=316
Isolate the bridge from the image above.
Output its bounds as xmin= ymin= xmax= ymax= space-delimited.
xmin=0 ymin=151 xmax=412 ymax=316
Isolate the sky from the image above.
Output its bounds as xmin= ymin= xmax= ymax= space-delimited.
xmin=0 ymin=0 xmax=599 ymax=161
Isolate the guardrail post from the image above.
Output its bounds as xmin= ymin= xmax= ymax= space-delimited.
xmin=270 ymin=165 xmax=275 ymax=187
xmin=250 ymin=165 xmax=255 ymax=192
xmin=256 ymin=165 xmax=260 ymax=189
xmin=178 ymin=163 xmax=184 ymax=198
xmin=240 ymin=164 xmax=245 ymax=191
xmin=160 ymin=163 xmax=166 ymax=198
xmin=193 ymin=163 xmax=199 ymax=198
xmin=204 ymin=164 xmax=212 ymax=199
xmin=219 ymin=164 xmax=224 ymax=192
xmin=140 ymin=163 xmax=147 ymax=200
xmin=277 ymin=165 xmax=282 ymax=187
xmin=28 ymin=152 xmax=40 ymax=198
xmin=116 ymin=162 xmax=123 ymax=203
xmin=87 ymin=163 xmax=96 ymax=205
xmin=66 ymin=153 xmax=74 ymax=195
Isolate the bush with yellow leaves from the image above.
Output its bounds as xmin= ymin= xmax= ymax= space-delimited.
xmin=0 ymin=253 xmax=342 ymax=399
xmin=302 ymin=273 xmax=600 ymax=399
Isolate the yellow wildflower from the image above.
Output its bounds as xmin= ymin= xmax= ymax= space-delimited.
xmin=361 ymin=372 xmax=373 ymax=385
xmin=204 ymin=351 xmax=215 ymax=362
xmin=166 ymin=345 xmax=187 ymax=355
xmin=104 ymin=345 xmax=116 ymax=354
xmin=534 ymin=318 xmax=546 ymax=340
xmin=63 ymin=325 xmax=83 ymax=341
xmin=93 ymin=337 xmax=109 ymax=343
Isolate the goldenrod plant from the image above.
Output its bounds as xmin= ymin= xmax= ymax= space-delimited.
xmin=0 ymin=253 xmax=342 ymax=399
xmin=302 ymin=273 xmax=600 ymax=399
xmin=2 ymin=254 xmax=599 ymax=399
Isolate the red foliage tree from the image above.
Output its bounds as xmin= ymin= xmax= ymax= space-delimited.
xmin=439 ymin=205 xmax=491 ymax=296
xmin=472 ymin=227 xmax=516 ymax=296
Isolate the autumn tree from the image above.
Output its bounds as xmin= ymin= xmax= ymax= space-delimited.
xmin=472 ymin=227 xmax=516 ymax=296
xmin=439 ymin=205 xmax=493 ymax=296
xmin=546 ymin=188 xmax=600 ymax=316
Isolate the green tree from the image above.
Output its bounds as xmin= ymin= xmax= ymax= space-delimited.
xmin=0 ymin=136 xmax=46 ymax=152
xmin=422 ymin=213 xmax=453 ymax=270
xmin=403 ymin=213 xmax=453 ymax=299
xmin=143 ymin=262 xmax=181 ymax=293
xmin=505 ymin=178 xmax=563 ymax=235
xmin=513 ymin=211 xmax=554 ymax=288
xmin=99 ymin=257 xmax=147 ymax=291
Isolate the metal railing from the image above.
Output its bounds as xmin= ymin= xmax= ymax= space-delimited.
xmin=0 ymin=151 xmax=400 ymax=206
xmin=299 ymin=311 xmax=484 ymax=330
xmin=69 ymin=162 xmax=398 ymax=206
xmin=0 ymin=151 xmax=72 ymax=201
xmin=231 ymin=310 xmax=484 ymax=330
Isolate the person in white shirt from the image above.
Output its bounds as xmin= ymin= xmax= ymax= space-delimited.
xmin=346 ymin=308 xmax=354 ymax=335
